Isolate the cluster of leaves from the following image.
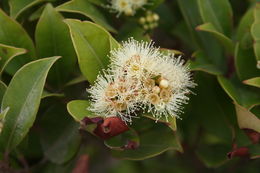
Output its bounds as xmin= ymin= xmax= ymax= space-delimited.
xmin=0 ymin=0 xmax=259 ymax=172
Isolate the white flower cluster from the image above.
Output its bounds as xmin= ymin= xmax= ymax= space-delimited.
xmin=109 ymin=0 xmax=148 ymax=16
xmin=88 ymin=38 xmax=196 ymax=123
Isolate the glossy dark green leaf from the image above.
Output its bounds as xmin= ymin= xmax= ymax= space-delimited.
xmin=143 ymin=113 xmax=177 ymax=131
xmin=35 ymin=4 xmax=77 ymax=87
xmin=0 ymin=57 xmax=60 ymax=153
xmin=218 ymin=75 xmax=260 ymax=109
xmin=184 ymin=73 xmax=234 ymax=145
xmin=111 ymin=120 xmax=182 ymax=160
xmin=40 ymin=104 xmax=81 ymax=164
xmin=196 ymin=23 xmax=234 ymax=53
xmin=243 ymin=77 xmax=260 ymax=88
xmin=196 ymin=144 xmax=229 ymax=168
xmin=189 ymin=51 xmax=223 ymax=75
xmin=105 ymin=129 xmax=139 ymax=149
xmin=0 ymin=44 xmax=26 ymax=75
xmin=235 ymin=43 xmax=260 ymax=81
xmin=65 ymin=19 xmax=119 ymax=84
xmin=56 ymin=0 xmax=116 ymax=32
xmin=0 ymin=9 xmax=36 ymax=74
xmin=197 ymin=0 xmax=233 ymax=36
xmin=9 ymin=0 xmax=45 ymax=19
xmin=67 ymin=100 xmax=97 ymax=122
xmin=177 ymin=0 xmax=226 ymax=72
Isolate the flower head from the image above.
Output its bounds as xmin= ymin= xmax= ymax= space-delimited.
xmin=89 ymin=38 xmax=196 ymax=122
xmin=88 ymin=71 xmax=141 ymax=122
xmin=109 ymin=0 xmax=147 ymax=16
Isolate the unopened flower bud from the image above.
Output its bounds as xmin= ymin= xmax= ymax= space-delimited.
xmin=146 ymin=15 xmax=153 ymax=23
xmin=152 ymin=86 xmax=161 ymax=94
xmin=124 ymin=8 xmax=133 ymax=16
xmin=139 ymin=17 xmax=146 ymax=24
xmin=143 ymin=24 xmax=149 ymax=30
xmin=159 ymin=79 xmax=169 ymax=88
xmin=153 ymin=13 xmax=159 ymax=21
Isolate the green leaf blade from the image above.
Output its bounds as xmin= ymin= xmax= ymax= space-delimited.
xmin=0 ymin=44 xmax=26 ymax=75
xmin=0 ymin=56 xmax=60 ymax=153
xmin=65 ymin=19 xmax=117 ymax=84
xmin=0 ymin=9 xmax=36 ymax=74
xmin=35 ymin=4 xmax=77 ymax=87
xmin=197 ymin=0 xmax=233 ymax=36
xmin=243 ymin=77 xmax=260 ymax=88
xmin=9 ymin=0 xmax=44 ymax=19
xmin=67 ymin=100 xmax=97 ymax=122
xmin=196 ymin=23 xmax=234 ymax=53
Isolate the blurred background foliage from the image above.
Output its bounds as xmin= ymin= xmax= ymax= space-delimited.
xmin=0 ymin=0 xmax=259 ymax=172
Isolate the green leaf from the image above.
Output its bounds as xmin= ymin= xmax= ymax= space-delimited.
xmin=236 ymin=8 xmax=254 ymax=49
xmin=196 ymin=23 xmax=234 ymax=53
xmin=9 ymin=0 xmax=45 ymax=19
xmin=41 ymin=90 xmax=64 ymax=99
xmin=67 ymin=100 xmax=97 ymax=122
xmin=189 ymin=51 xmax=223 ymax=75
xmin=218 ymin=75 xmax=260 ymax=109
xmin=0 ymin=81 xmax=7 ymax=103
xmin=65 ymin=75 xmax=86 ymax=87
xmin=40 ymin=104 xmax=80 ymax=164
xmin=235 ymin=43 xmax=260 ymax=81
xmin=29 ymin=5 xmax=45 ymax=21
xmin=111 ymin=119 xmax=182 ymax=160
xmin=35 ymin=4 xmax=77 ymax=87
xmin=105 ymin=129 xmax=139 ymax=149
xmin=0 ymin=56 xmax=60 ymax=153
xmin=177 ymin=0 xmax=226 ymax=72
xmin=56 ymin=0 xmax=116 ymax=32
xmin=65 ymin=19 xmax=118 ymax=84
xmin=243 ymin=77 xmax=260 ymax=88
xmin=196 ymin=144 xmax=229 ymax=168
xmin=235 ymin=103 xmax=260 ymax=133
xmin=143 ymin=113 xmax=177 ymax=131
xmin=184 ymin=73 xmax=234 ymax=145
xmin=0 ymin=9 xmax=36 ymax=74
xmin=252 ymin=3 xmax=260 ymax=61
xmin=197 ymin=0 xmax=233 ymax=36
xmin=0 ymin=44 xmax=26 ymax=75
